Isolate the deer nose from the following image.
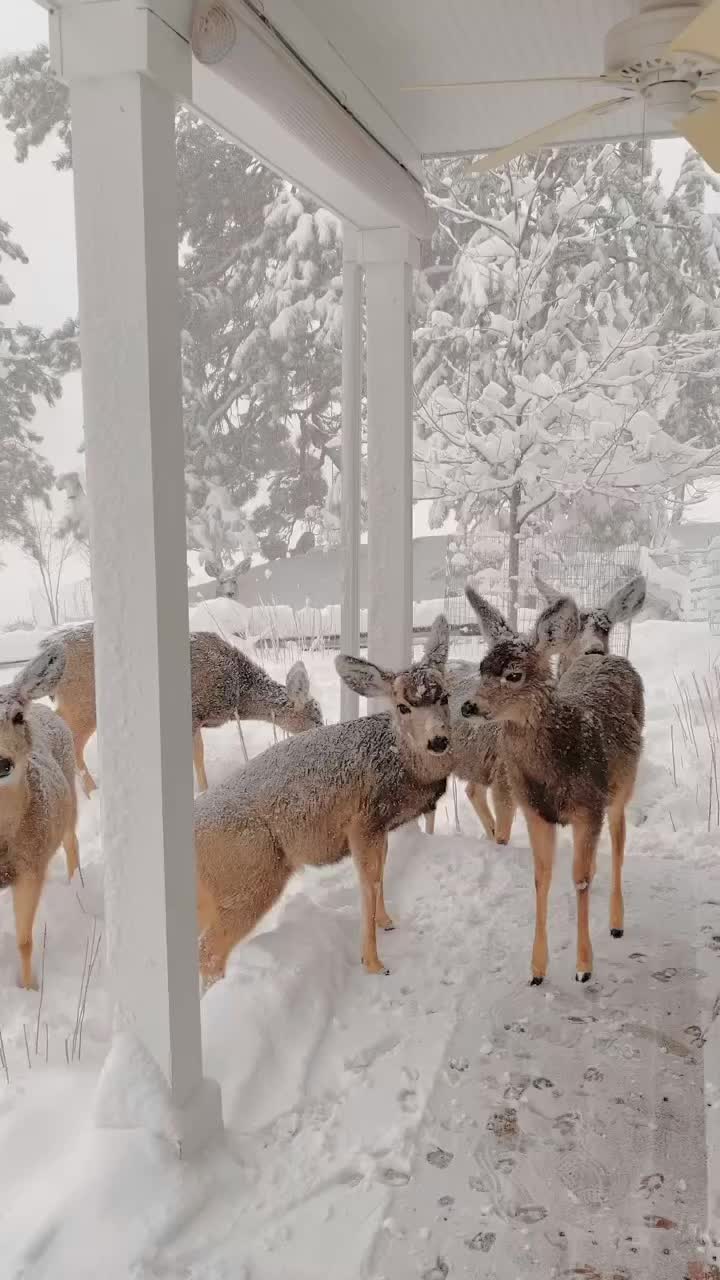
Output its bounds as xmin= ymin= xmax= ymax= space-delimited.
xmin=427 ymin=735 xmax=449 ymax=754
xmin=461 ymin=700 xmax=480 ymax=718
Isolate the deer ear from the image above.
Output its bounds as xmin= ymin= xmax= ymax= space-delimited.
xmin=422 ymin=614 xmax=449 ymax=669
xmin=335 ymin=655 xmax=393 ymax=699
xmin=286 ymin=660 xmax=310 ymax=702
xmin=465 ymin=587 xmax=514 ymax=644
xmin=533 ymin=596 xmax=579 ymax=652
xmin=533 ymin=573 xmax=562 ymax=605
xmin=604 ymin=575 xmax=646 ymax=624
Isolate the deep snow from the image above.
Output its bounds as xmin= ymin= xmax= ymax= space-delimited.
xmin=0 ymin=621 xmax=719 ymax=1279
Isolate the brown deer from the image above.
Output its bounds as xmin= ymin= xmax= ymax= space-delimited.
xmin=461 ymin=588 xmax=644 ymax=986
xmin=425 ymin=574 xmax=645 ymax=845
xmin=194 ymin=617 xmax=452 ymax=986
xmin=0 ymin=670 xmax=79 ymax=988
xmin=18 ymin=626 xmax=322 ymax=795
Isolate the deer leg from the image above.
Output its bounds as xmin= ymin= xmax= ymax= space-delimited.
xmin=571 ymin=813 xmax=603 ymax=983
xmin=192 ymin=729 xmax=209 ymax=793
xmin=491 ymin=771 xmax=515 ymax=846
xmin=525 ymin=809 xmax=556 ymax=986
xmin=196 ymin=841 xmax=290 ymax=989
xmin=375 ymin=834 xmax=395 ymax=931
xmin=63 ymin=826 xmax=81 ymax=882
xmin=74 ymin=725 xmax=97 ymax=796
xmin=424 ymin=809 xmax=436 ymax=835
xmin=466 ymin=781 xmax=496 ymax=840
xmin=350 ymin=829 xmax=388 ymax=974
xmin=608 ymin=780 xmax=634 ymax=938
xmin=12 ymin=872 xmax=46 ymax=990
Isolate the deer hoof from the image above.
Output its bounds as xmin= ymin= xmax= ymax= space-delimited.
xmin=530 ymin=975 xmax=544 ymax=987
xmin=575 ymin=971 xmax=592 ymax=984
xmin=610 ymin=928 xmax=624 ymax=939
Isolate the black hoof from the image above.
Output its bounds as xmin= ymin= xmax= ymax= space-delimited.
xmin=576 ymin=971 xmax=592 ymax=984
xmin=610 ymin=928 xmax=624 ymax=939
xmin=530 ymin=976 xmax=544 ymax=987
xmin=496 ymin=838 xmax=509 ymax=846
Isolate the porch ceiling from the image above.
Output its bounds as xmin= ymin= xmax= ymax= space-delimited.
xmin=261 ymin=0 xmax=671 ymax=170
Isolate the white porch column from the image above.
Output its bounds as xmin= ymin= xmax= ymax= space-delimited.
xmin=52 ymin=3 xmax=221 ymax=1153
xmin=361 ymin=229 xmax=420 ymax=669
xmin=340 ymin=225 xmax=363 ymax=720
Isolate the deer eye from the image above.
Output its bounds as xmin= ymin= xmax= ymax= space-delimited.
xmin=440 ymin=693 xmax=449 ymax=706
xmin=398 ymin=703 xmax=411 ymax=715
xmin=504 ymin=671 xmax=523 ymax=684
xmin=0 ymin=757 xmax=13 ymax=779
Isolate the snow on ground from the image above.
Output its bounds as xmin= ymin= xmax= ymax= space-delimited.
xmin=0 ymin=622 xmax=719 ymax=1278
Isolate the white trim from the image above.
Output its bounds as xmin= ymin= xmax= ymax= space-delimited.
xmin=253 ymin=0 xmax=423 ymax=182
xmin=365 ymin=236 xmax=417 ymax=668
xmin=190 ymin=1 xmax=430 ymax=238
xmin=340 ymin=226 xmax=363 ymax=721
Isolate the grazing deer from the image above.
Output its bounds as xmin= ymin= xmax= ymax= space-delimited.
xmin=461 ymin=588 xmax=644 ymax=986
xmin=0 ymin=670 xmax=79 ymax=989
xmin=194 ymin=617 xmax=452 ymax=985
xmin=19 ymin=626 xmax=322 ymax=795
xmin=425 ymin=574 xmax=645 ymax=844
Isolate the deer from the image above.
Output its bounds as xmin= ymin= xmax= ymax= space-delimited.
xmin=194 ymin=616 xmax=452 ymax=986
xmin=18 ymin=626 xmax=322 ymax=796
xmin=460 ymin=587 xmax=644 ymax=987
xmin=533 ymin=573 xmax=646 ymax=677
xmin=0 ymin=668 xmax=80 ymax=989
xmin=425 ymin=574 xmax=646 ymax=844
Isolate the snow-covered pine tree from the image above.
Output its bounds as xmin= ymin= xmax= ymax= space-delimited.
xmin=416 ymin=144 xmax=720 ymax=622
xmin=1 ymin=50 xmax=345 ymax=570
xmin=0 ymin=214 xmax=78 ymax=547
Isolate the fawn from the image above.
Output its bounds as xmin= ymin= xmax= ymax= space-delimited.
xmin=19 ymin=626 xmax=322 ymax=795
xmin=534 ymin=573 xmax=646 ymax=677
xmin=0 ymin=670 xmax=79 ymax=989
xmin=425 ymin=574 xmax=646 ymax=844
xmin=462 ymin=587 xmax=644 ymax=986
xmin=194 ymin=617 xmax=452 ymax=985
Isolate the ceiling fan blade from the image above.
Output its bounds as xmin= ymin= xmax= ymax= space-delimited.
xmin=464 ymin=96 xmax=631 ymax=176
xmin=670 ymin=0 xmax=720 ymax=61
xmin=400 ymin=75 xmax=609 ymax=92
xmin=675 ymin=96 xmax=720 ymax=170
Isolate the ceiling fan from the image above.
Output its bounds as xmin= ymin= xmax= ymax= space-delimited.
xmin=399 ymin=1 xmax=720 ymax=176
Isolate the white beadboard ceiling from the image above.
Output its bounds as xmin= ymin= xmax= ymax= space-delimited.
xmin=260 ymin=0 xmax=670 ymax=176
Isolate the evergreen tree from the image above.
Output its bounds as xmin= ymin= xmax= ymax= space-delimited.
xmin=1 ymin=49 xmax=344 ymax=569
xmin=0 ymin=214 xmax=78 ymax=546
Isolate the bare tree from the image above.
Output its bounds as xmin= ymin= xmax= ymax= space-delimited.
xmin=21 ymin=501 xmax=74 ymax=626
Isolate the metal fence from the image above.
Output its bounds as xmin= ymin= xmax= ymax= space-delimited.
xmin=444 ymin=532 xmax=642 ymax=657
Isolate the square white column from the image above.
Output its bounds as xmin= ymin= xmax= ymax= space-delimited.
xmin=361 ymin=228 xmax=420 ymax=670
xmin=56 ymin=3 xmax=221 ymax=1154
xmin=340 ymin=225 xmax=363 ymax=720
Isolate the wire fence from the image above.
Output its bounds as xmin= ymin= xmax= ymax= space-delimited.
xmin=444 ymin=532 xmax=642 ymax=658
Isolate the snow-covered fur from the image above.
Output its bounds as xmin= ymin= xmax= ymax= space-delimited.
xmin=0 ymin=670 xmax=79 ymax=989
xmin=18 ymin=625 xmax=322 ymax=795
xmin=534 ymin=573 xmax=646 ymax=677
xmin=194 ymin=616 xmax=452 ymax=985
xmin=429 ymin=575 xmax=647 ymax=844
xmin=463 ymin=588 xmax=644 ymax=987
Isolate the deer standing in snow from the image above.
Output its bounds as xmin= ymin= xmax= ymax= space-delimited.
xmin=194 ymin=617 xmax=452 ymax=985
xmin=0 ymin=669 xmax=79 ymax=988
xmin=461 ymin=588 xmax=644 ymax=986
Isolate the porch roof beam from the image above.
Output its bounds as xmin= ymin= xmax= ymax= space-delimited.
xmin=190 ymin=0 xmax=431 ymax=238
